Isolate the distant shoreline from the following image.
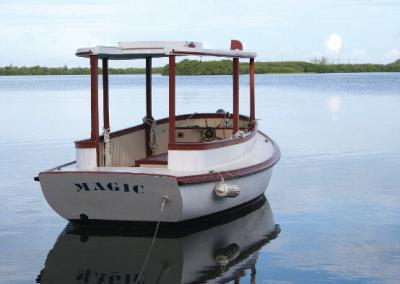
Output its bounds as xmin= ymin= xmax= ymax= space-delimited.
xmin=1 ymin=59 xmax=399 ymax=76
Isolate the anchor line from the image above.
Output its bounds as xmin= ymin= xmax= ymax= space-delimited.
xmin=215 ymin=169 xmax=237 ymax=182
xmin=135 ymin=196 xmax=168 ymax=284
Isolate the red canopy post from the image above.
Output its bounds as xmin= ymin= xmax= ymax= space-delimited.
xmin=251 ymin=265 xmax=256 ymax=284
xmin=232 ymin=57 xmax=240 ymax=134
xmin=168 ymin=55 xmax=176 ymax=146
xmin=145 ymin=57 xmax=153 ymax=156
xmin=102 ymin=59 xmax=110 ymax=130
xmin=249 ymin=58 xmax=255 ymax=125
xmin=90 ymin=55 xmax=99 ymax=165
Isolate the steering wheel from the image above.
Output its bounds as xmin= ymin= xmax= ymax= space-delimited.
xmin=202 ymin=127 xmax=216 ymax=142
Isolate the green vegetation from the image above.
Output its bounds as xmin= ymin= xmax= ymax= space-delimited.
xmin=161 ymin=59 xmax=400 ymax=75
xmin=0 ymin=65 xmax=163 ymax=76
xmin=1 ymin=59 xmax=399 ymax=76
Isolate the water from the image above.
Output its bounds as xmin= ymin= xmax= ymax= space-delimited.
xmin=0 ymin=73 xmax=399 ymax=283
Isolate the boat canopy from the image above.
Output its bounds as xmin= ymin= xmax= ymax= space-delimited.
xmin=76 ymin=41 xmax=257 ymax=59
xmin=76 ymin=39 xmax=257 ymax=167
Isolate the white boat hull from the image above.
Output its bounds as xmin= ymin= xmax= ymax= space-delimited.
xmin=39 ymin=167 xmax=273 ymax=223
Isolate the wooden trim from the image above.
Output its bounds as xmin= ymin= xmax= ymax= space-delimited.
xmin=168 ymin=127 xmax=256 ymax=150
xmin=44 ymin=132 xmax=281 ymax=185
xmin=233 ymin=58 xmax=239 ymax=134
xmin=75 ymin=140 xmax=97 ymax=148
xmin=135 ymin=160 xmax=168 ymax=166
xmin=135 ymin=153 xmax=168 ymax=167
xmin=145 ymin=57 xmax=153 ymax=157
xmin=102 ymin=59 xmax=110 ymax=130
xmin=174 ymin=113 xmax=235 ymax=120
xmin=175 ymin=126 xmax=235 ymax=130
xmin=169 ymin=55 xmax=176 ymax=145
xmin=249 ymin=58 xmax=255 ymax=123
xmin=145 ymin=57 xmax=152 ymax=119
xmin=90 ymin=55 xmax=99 ymax=166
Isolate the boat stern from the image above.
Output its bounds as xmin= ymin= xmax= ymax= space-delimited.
xmin=38 ymin=171 xmax=183 ymax=223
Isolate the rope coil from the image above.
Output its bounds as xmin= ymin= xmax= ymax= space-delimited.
xmin=103 ymin=127 xmax=112 ymax=167
xmin=143 ymin=116 xmax=159 ymax=152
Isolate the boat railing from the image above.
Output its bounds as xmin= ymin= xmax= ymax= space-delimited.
xmin=75 ymin=113 xmax=253 ymax=168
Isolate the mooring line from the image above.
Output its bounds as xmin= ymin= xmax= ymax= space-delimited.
xmin=135 ymin=196 xmax=168 ymax=284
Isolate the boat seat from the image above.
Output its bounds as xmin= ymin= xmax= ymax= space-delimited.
xmin=135 ymin=153 xmax=168 ymax=167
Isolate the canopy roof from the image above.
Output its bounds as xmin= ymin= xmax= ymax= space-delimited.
xmin=76 ymin=41 xmax=257 ymax=59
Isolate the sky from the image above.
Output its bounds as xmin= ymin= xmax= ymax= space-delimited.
xmin=0 ymin=0 xmax=399 ymax=67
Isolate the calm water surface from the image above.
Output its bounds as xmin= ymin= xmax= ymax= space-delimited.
xmin=0 ymin=73 xmax=399 ymax=283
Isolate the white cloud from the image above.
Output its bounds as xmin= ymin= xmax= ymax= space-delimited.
xmin=326 ymin=33 xmax=342 ymax=53
xmin=385 ymin=48 xmax=399 ymax=59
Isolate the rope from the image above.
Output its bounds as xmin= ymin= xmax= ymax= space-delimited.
xmin=216 ymin=170 xmax=225 ymax=184
xmin=214 ymin=168 xmax=237 ymax=182
xmin=103 ymin=128 xmax=112 ymax=167
xmin=135 ymin=196 xmax=168 ymax=284
xmin=143 ymin=117 xmax=158 ymax=152
xmin=233 ymin=130 xmax=246 ymax=140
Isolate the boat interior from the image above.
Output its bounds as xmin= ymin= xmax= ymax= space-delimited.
xmin=68 ymin=40 xmax=263 ymax=172
xmin=76 ymin=113 xmax=254 ymax=168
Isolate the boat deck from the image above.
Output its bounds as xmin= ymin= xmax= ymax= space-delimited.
xmin=50 ymin=132 xmax=277 ymax=177
xmin=135 ymin=153 xmax=168 ymax=167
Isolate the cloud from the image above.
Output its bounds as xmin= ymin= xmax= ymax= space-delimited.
xmin=326 ymin=33 xmax=342 ymax=53
xmin=385 ymin=48 xmax=399 ymax=59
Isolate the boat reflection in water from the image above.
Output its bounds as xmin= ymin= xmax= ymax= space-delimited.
xmin=37 ymin=196 xmax=280 ymax=284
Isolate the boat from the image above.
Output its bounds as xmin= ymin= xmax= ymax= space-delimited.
xmin=36 ymin=196 xmax=280 ymax=284
xmin=35 ymin=40 xmax=281 ymax=223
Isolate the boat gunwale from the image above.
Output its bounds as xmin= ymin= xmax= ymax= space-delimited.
xmin=75 ymin=113 xmax=255 ymax=150
xmin=39 ymin=131 xmax=280 ymax=185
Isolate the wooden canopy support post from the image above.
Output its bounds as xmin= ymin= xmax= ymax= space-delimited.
xmin=232 ymin=57 xmax=240 ymax=134
xmin=102 ymin=59 xmax=110 ymax=130
xmin=249 ymin=58 xmax=255 ymax=126
xmin=90 ymin=55 xmax=99 ymax=166
xmin=250 ymin=264 xmax=257 ymax=284
xmin=168 ymin=55 xmax=176 ymax=146
xmin=145 ymin=57 xmax=153 ymax=156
